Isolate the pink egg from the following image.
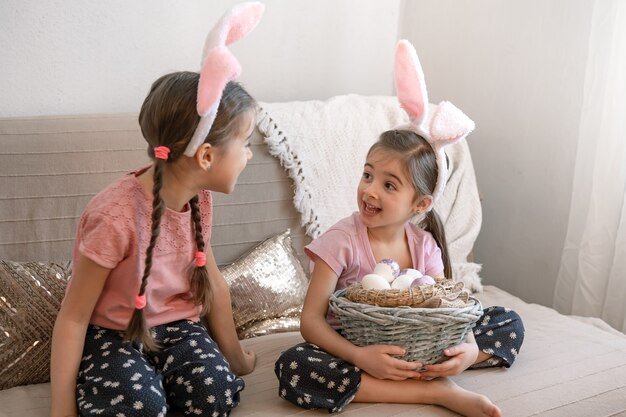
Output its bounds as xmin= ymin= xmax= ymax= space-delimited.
xmin=410 ymin=275 xmax=436 ymax=287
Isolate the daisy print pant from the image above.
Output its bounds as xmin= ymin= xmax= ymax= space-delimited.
xmin=76 ymin=320 xmax=244 ymax=417
xmin=275 ymin=306 xmax=524 ymax=412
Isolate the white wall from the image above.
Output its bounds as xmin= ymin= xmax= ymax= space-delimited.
xmin=1 ymin=0 xmax=595 ymax=307
xmin=400 ymin=0 xmax=594 ymax=306
xmin=0 ymin=0 xmax=400 ymax=117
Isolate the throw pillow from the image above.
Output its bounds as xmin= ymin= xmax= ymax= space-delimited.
xmin=237 ymin=317 xmax=302 ymax=340
xmin=221 ymin=229 xmax=308 ymax=338
xmin=0 ymin=261 xmax=71 ymax=390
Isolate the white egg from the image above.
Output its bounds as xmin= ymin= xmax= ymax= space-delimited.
xmin=373 ymin=263 xmax=396 ymax=283
xmin=410 ymin=275 xmax=436 ymax=287
xmin=361 ymin=274 xmax=392 ymax=290
xmin=398 ymin=268 xmax=423 ymax=279
xmin=380 ymin=258 xmax=400 ymax=277
xmin=390 ymin=274 xmax=416 ymax=289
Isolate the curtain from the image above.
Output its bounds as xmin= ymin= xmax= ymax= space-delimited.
xmin=553 ymin=0 xmax=626 ymax=333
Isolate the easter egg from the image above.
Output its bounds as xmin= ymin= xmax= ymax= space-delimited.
xmin=390 ymin=274 xmax=416 ymax=289
xmin=398 ymin=268 xmax=423 ymax=279
xmin=362 ymin=274 xmax=392 ymax=290
xmin=374 ymin=259 xmax=400 ymax=282
xmin=410 ymin=275 xmax=436 ymax=287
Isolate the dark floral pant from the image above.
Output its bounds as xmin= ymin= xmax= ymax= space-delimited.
xmin=76 ymin=320 xmax=244 ymax=416
xmin=275 ymin=306 xmax=524 ymax=412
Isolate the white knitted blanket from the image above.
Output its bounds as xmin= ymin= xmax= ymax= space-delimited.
xmin=257 ymin=95 xmax=483 ymax=292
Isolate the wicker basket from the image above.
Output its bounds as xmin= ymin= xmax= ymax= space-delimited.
xmin=328 ymin=287 xmax=483 ymax=365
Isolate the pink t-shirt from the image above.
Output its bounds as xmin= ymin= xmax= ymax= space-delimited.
xmin=68 ymin=167 xmax=212 ymax=330
xmin=305 ymin=212 xmax=444 ymax=327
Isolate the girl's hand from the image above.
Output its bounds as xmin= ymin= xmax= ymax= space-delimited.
xmin=418 ymin=340 xmax=478 ymax=378
xmin=231 ymin=349 xmax=257 ymax=376
xmin=355 ymin=345 xmax=423 ymax=380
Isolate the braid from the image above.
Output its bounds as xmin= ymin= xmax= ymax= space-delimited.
xmin=132 ymin=72 xmax=256 ymax=349
xmin=420 ymin=210 xmax=452 ymax=279
xmin=189 ymin=196 xmax=212 ymax=314
xmin=124 ymin=162 xmax=165 ymax=351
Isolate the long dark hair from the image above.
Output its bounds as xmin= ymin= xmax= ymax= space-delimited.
xmin=368 ymin=129 xmax=452 ymax=279
xmin=125 ymin=71 xmax=256 ymax=350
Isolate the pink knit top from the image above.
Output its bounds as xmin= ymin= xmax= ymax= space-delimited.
xmin=67 ymin=167 xmax=212 ymax=330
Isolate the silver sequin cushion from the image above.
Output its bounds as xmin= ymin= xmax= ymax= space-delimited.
xmin=221 ymin=229 xmax=308 ymax=339
xmin=0 ymin=261 xmax=71 ymax=390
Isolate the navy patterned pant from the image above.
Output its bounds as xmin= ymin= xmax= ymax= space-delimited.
xmin=76 ymin=320 xmax=244 ymax=417
xmin=275 ymin=306 xmax=524 ymax=412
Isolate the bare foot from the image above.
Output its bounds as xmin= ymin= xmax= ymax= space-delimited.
xmin=430 ymin=378 xmax=501 ymax=417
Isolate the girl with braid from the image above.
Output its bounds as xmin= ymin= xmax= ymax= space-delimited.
xmin=50 ymin=3 xmax=265 ymax=416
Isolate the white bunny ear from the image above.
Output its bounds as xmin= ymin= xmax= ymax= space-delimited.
xmin=201 ymin=2 xmax=265 ymax=64
xmin=429 ymin=101 xmax=475 ymax=145
xmin=184 ymin=2 xmax=265 ymax=157
xmin=395 ymin=39 xmax=429 ymax=128
xmin=427 ymin=101 xmax=475 ymax=205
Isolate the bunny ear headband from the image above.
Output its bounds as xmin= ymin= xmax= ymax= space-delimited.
xmin=394 ymin=39 xmax=475 ymax=208
xmin=183 ymin=1 xmax=265 ymax=157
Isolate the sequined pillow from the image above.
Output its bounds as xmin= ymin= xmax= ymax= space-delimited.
xmin=0 ymin=261 xmax=71 ymax=390
xmin=221 ymin=229 xmax=308 ymax=339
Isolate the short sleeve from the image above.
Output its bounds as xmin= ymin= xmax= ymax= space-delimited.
xmin=304 ymin=229 xmax=354 ymax=277
xmin=423 ymin=234 xmax=444 ymax=277
xmin=77 ymin=210 xmax=131 ymax=269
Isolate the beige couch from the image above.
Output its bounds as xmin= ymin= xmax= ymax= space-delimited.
xmin=1 ymin=103 xmax=626 ymax=417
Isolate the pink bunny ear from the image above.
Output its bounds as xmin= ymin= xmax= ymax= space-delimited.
xmin=395 ymin=39 xmax=429 ymax=127
xmin=197 ymin=46 xmax=241 ymax=117
xmin=429 ymin=101 xmax=476 ymax=145
xmin=184 ymin=2 xmax=265 ymax=157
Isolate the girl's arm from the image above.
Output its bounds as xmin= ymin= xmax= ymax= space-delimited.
xmin=301 ymin=259 xmax=423 ymax=381
xmin=50 ymin=255 xmax=110 ymax=417
xmin=203 ymin=246 xmax=256 ymax=376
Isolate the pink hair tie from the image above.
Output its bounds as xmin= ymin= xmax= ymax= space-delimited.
xmin=154 ymin=146 xmax=171 ymax=160
xmin=135 ymin=294 xmax=147 ymax=310
xmin=195 ymin=251 xmax=206 ymax=267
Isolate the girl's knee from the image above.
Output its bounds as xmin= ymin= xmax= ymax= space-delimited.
xmin=77 ymin=384 xmax=168 ymax=417
xmin=473 ymin=306 xmax=525 ymax=368
xmin=164 ymin=368 xmax=244 ymax=415
xmin=277 ymin=342 xmax=310 ymax=360
xmin=480 ymin=306 xmax=525 ymax=336
xmin=274 ymin=342 xmax=361 ymax=411
xmin=274 ymin=343 xmax=318 ymax=380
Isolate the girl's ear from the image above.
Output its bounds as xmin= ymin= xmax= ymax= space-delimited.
xmin=195 ymin=143 xmax=214 ymax=171
xmin=414 ymin=195 xmax=433 ymax=214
